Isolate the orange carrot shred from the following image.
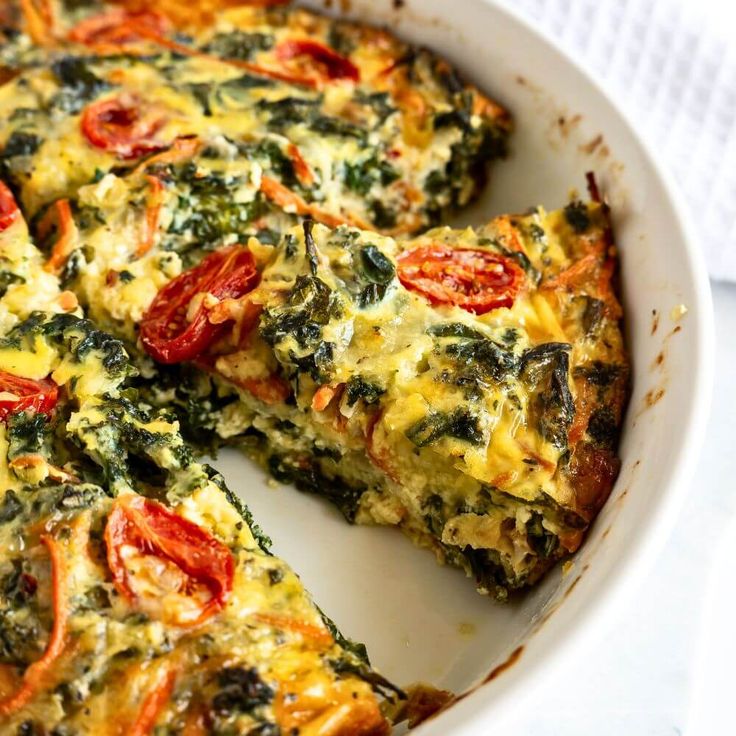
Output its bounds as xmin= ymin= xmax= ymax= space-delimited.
xmin=43 ymin=200 xmax=77 ymax=275
xmin=286 ymin=143 xmax=315 ymax=187
xmin=129 ymin=666 xmax=177 ymax=736
xmin=132 ymin=136 xmax=202 ymax=176
xmin=259 ymin=176 xmax=368 ymax=230
xmin=253 ymin=613 xmax=334 ymax=648
xmin=20 ymin=0 xmax=56 ymax=46
xmin=136 ymin=175 xmax=164 ymax=257
xmin=0 ymin=534 xmax=68 ymax=717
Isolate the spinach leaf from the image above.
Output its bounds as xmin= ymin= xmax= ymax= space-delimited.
xmin=520 ymin=342 xmax=574 ymax=448
xmin=203 ymin=31 xmax=273 ymax=61
xmin=563 ymin=200 xmax=590 ymax=233
xmin=50 ymin=57 xmax=109 ymax=112
xmin=406 ymin=408 xmax=484 ymax=447
xmin=345 ymin=375 xmax=384 ymax=407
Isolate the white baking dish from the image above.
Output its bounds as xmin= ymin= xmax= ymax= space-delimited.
xmin=213 ymin=1 xmax=715 ymax=732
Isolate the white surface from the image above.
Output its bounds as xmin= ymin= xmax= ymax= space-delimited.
xmin=215 ymin=2 xmax=715 ymax=734
xmin=507 ymin=0 xmax=736 ymax=283
xmin=508 ymin=281 xmax=736 ymax=736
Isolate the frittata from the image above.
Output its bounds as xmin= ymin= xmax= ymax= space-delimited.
xmin=0 ymin=187 xmax=393 ymax=734
xmin=0 ymin=0 xmax=630 ymax=731
xmin=37 ymin=142 xmax=627 ymax=597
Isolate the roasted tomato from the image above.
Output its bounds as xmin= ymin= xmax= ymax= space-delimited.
xmin=80 ymin=95 xmax=167 ymax=159
xmin=68 ymin=8 xmax=168 ymax=47
xmin=104 ymin=495 xmax=234 ymax=627
xmin=397 ymin=244 xmax=525 ymax=314
xmin=0 ymin=181 xmax=20 ymax=232
xmin=0 ymin=370 xmax=58 ymax=422
xmin=275 ymin=39 xmax=360 ymax=82
xmin=140 ymin=245 xmax=259 ymax=364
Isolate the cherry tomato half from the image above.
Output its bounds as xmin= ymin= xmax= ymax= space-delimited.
xmin=80 ymin=95 xmax=167 ymax=160
xmin=275 ymin=39 xmax=360 ymax=82
xmin=0 ymin=181 xmax=20 ymax=232
xmin=140 ymin=245 xmax=259 ymax=365
xmin=104 ymin=495 xmax=234 ymax=627
xmin=397 ymin=244 xmax=525 ymax=314
xmin=0 ymin=369 xmax=58 ymax=422
xmin=68 ymin=8 xmax=168 ymax=47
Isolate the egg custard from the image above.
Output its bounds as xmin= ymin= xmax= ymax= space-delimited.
xmin=0 ymin=186 xmax=394 ymax=734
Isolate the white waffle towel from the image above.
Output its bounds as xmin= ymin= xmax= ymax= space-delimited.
xmin=506 ymin=0 xmax=736 ymax=283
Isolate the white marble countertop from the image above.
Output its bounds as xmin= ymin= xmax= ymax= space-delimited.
xmin=501 ymin=281 xmax=735 ymax=735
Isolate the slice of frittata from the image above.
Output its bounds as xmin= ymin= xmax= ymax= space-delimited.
xmin=0 ymin=186 xmax=393 ymax=734
xmin=0 ymin=0 xmax=511 ymax=235
xmin=45 ymin=157 xmax=628 ymax=599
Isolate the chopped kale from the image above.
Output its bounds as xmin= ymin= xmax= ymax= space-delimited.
xmin=343 ymin=155 xmax=399 ymax=196
xmin=50 ymin=57 xmax=109 ymax=112
xmin=7 ymin=412 xmax=48 ymax=459
xmin=310 ymin=115 xmax=366 ymax=140
xmin=303 ymin=219 xmax=319 ymax=276
xmin=345 ymin=375 xmax=385 ymax=407
xmin=444 ymin=335 xmax=517 ymax=384
xmin=258 ymin=96 xmax=321 ymax=131
xmin=203 ymin=31 xmax=273 ymax=61
xmin=520 ymin=342 xmax=574 ymax=448
xmin=1 ymin=131 xmax=41 ymax=158
xmin=260 ymin=275 xmax=342 ymax=382
xmin=0 ymin=490 xmax=23 ymax=524
xmin=268 ymin=454 xmax=366 ymax=522
xmin=212 ymin=667 xmax=274 ymax=715
xmin=427 ymin=323 xmax=487 ymax=341
xmin=586 ymin=406 xmax=619 ymax=448
xmin=406 ymin=408 xmax=484 ymax=447
xmin=526 ymin=512 xmax=559 ymax=558
xmin=0 ymin=270 xmax=24 ymax=298
xmin=573 ymin=360 xmax=622 ymax=387
xmin=563 ymin=200 xmax=590 ymax=233
xmin=370 ymin=200 xmax=397 ymax=229
xmin=186 ymin=83 xmax=212 ymax=116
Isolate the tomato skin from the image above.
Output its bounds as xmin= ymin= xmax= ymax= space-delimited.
xmin=68 ymin=8 xmax=168 ymax=47
xmin=0 ymin=181 xmax=20 ymax=232
xmin=397 ymin=244 xmax=525 ymax=314
xmin=105 ymin=495 xmax=234 ymax=627
xmin=0 ymin=370 xmax=58 ymax=422
xmin=275 ymin=39 xmax=360 ymax=82
xmin=80 ymin=95 xmax=167 ymax=160
xmin=140 ymin=246 xmax=259 ymax=364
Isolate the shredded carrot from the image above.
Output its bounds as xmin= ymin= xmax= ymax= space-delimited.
xmin=132 ymin=136 xmax=202 ymax=176
xmin=364 ymin=411 xmax=400 ymax=484
xmin=56 ymin=290 xmax=79 ymax=312
xmin=541 ymin=249 xmax=600 ymax=290
xmin=260 ymin=176 xmax=370 ymax=230
xmin=253 ymin=613 xmax=334 ymax=648
xmin=136 ymin=175 xmax=164 ymax=258
xmin=43 ymin=200 xmax=77 ymax=275
xmin=19 ymin=0 xmax=56 ymax=46
xmin=0 ymin=534 xmax=69 ymax=717
xmin=287 ymin=143 xmax=315 ymax=187
xmin=236 ymin=375 xmax=291 ymax=405
xmin=311 ymin=384 xmax=339 ymax=412
xmin=129 ymin=666 xmax=177 ymax=736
